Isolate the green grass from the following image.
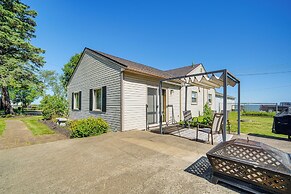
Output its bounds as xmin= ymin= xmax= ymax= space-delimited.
xmin=228 ymin=112 xmax=286 ymax=139
xmin=20 ymin=116 xmax=54 ymax=135
xmin=0 ymin=118 xmax=6 ymax=136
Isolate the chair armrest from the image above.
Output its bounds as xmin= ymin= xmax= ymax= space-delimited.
xmin=197 ymin=123 xmax=211 ymax=128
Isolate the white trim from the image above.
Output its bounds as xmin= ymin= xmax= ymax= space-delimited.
xmin=73 ymin=92 xmax=80 ymax=110
xmin=191 ymin=90 xmax=198 ymax=104
xmin=92 ymin=88 xmax=102 ymax=111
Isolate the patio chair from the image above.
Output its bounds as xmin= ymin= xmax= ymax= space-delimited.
xmin=183 ymin=110 xmax=197 ymax=129
xmin=196 ymin=113 xmax=224 ymax=145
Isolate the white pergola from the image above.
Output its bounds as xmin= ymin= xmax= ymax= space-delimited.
xmin=159 ymin=69 xmax=241 ymax=142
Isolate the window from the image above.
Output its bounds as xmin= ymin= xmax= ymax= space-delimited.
xmin=89 ymin=86 xmax=106 ymax=112
xmin=72 ymin=91 xmax=81 ymax=110
xmin=192 ymin=91 xmax=198 ymax=104
xmin=93 ymin=88 xmax=102 ymax=111
xmin=208 ymin=94 xmax=212 ymax=104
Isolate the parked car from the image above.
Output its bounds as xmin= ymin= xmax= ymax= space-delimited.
xmin=272 ymin=107 xmax=291 ymax=140
xmin=260 ymin=102 xmax=291 ymax=113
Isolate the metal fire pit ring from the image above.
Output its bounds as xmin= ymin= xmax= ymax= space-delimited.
xmin=206 ymin=138 xmax=291 ymax=194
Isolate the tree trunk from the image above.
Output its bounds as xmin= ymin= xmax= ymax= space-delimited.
xmin=1 ymin=86 xmax=14 ymax=115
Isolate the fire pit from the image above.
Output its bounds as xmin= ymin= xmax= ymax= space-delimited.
xmin=206 ymin=138 xmax=291 ymax=194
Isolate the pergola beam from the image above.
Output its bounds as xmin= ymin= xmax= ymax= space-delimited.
xmin=159 ymin=68 xmax=240 ymax=142
xmin=161 ymin=69 xmax=226 ymax=82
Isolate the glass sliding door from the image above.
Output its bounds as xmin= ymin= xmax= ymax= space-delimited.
xmin=147 ymin=88 xmax=158 ymax=124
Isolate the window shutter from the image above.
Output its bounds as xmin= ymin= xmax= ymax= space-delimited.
xmin=89 ymin=89 xmax=93 ymax=111
xmin=79 ymin=91 xmax=82 ymax=110
xmin=71 ymin=93 xmax=74 ymax=110
xmin=102 ymin=86 xmax=106 ymax=112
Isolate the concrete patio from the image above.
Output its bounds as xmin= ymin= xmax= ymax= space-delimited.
xmin=0 ymin=131 xmax=234 ymax=194
xmin=0 ymin=130 xmax=290 ymax=193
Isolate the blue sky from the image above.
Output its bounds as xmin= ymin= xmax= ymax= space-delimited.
xmin=24 ymin=0 xmax=291 ymax=103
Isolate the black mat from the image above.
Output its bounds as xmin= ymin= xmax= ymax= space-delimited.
xmin=184 ymin=156 xmax=249 ymax=193
xmin=184 ymin=156 xmax=212 ymax=181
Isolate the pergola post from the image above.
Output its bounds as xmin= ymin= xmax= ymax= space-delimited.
xmin=223 ymin=70 xmax=227 ymax=142
xmin=238 ymin=81 xmax=241 ymax=135
xmin=159 ymin=81 xmax=163 ymax=134
xmin=185 ymin=86 xmax=188 ymax=111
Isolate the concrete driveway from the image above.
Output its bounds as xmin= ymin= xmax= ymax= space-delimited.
xmin=0 ymin=131 xmax=239 ymax=194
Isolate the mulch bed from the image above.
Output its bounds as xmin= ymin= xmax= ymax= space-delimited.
xmin=40 ymin=120 xmax=71 ymax=138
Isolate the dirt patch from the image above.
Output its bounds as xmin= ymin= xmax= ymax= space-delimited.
xmin=41 ymin=120 xmax=71 ymax=138
xmin=0 ymin=119 xmax=68 ymax=150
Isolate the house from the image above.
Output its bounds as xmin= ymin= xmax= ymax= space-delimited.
xmin=68 ymin=48 xmax=235 ymax=131
xmin=215 ymin=92 xmax=236 ymax=112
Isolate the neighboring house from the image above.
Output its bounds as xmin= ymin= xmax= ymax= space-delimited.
xmin=215 ymin=92 xmax=236 ymax=113
xmin=68 ymin=48 xmax=235 ymax=131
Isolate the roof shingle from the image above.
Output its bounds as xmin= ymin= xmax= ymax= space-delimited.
xmin=87 ymin=48 xmax=200 ymax=79
xmin=165 ymin=64 xmax=200 ymax=77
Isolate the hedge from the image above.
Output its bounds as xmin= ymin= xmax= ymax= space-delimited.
xmin=68 ymin=117 xmax=109 ymax=138
xmin=241 ymin=111 xmax=276 ymax=117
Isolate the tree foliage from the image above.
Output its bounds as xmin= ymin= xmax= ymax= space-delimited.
xmin=40 ymin=95 xmax=68 ymax=120
xmin=61 ymin=53 xmax=81 ymax=90
xmin=10 ymin=77 xmax=44 ymax=108
xmin=0 ymin=0 xmax=45 ymax=114
xmin=40 ymin=70 xmax=68 ymax=119
xmin=40 ymin=70 xmax=65 ymax=97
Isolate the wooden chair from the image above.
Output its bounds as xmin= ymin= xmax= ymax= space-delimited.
xmin=196 ymin=113 xmax=224 ymax=145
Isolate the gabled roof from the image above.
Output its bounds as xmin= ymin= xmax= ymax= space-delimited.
xmin=165 ymin=64 xmax=201 ymax=77
xmin=215 ymin=91 xmax=236 ymax=100
xmin=68 ymin=47 xmax=203 ymax=86
xmin=87 ymin=48 xmax=173 ymax=79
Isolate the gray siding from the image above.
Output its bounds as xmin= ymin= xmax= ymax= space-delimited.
xmin=67 ymin=51 xmax=122 ymax=131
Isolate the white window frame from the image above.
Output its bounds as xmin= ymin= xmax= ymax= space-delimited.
xmin=191 ymin=91 xmax=198 ymax=104
xmin=73 ymin=92 xmax=80 ymax=110
xmin=208 ymin=93 xmax=212 ymax=104
xmin=93 ymin=88 xmax=102 ymax=111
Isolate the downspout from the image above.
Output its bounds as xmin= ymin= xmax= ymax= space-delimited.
xmin=180 ymin=86 xmax=182 ymax=121
xmin=159 ymin=81 xmax=163 ymax=134
xmin=120 ymin=71 xmax=124 ymax=131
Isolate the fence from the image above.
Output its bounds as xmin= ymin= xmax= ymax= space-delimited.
xmin=229 ymin=103 xmax=287 ymax=113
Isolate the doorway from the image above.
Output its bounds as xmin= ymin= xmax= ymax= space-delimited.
xmin=161 ymin=89 xmax=166 ymax=122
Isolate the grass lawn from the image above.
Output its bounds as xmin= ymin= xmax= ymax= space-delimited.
xmin=228 ymin=112 xmax=287 ymax=139
xmin=20 ymin=116 xmax=55 ymax=135
xmin=0 ymin=118 xmax=5 ymax=136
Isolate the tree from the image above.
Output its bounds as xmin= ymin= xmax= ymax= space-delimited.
xmin=0 ymin=0 xmax=45 ymax=114
xmin=40 ymin=70 xmax=68 ymax=119
xmin=40 ymin=70 xmax=65 ymax=97
xmin=61 ymin=53 xmax=81 ymax=90
xmin=10 ymin=80 xmax=44 ymax=109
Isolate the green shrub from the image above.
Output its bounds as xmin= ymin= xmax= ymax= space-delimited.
xmin=40 ymin=95 xmax=68 ymax=120
xmin=69 ymin=117 xmax=109 ymax=138
xmin=179 ymin=116 xmax=206 ymax=127
xmin=242 ymin=111 xmax=275 ymax=117
xmin=203 ymin=103 xmax=213 ymax=125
